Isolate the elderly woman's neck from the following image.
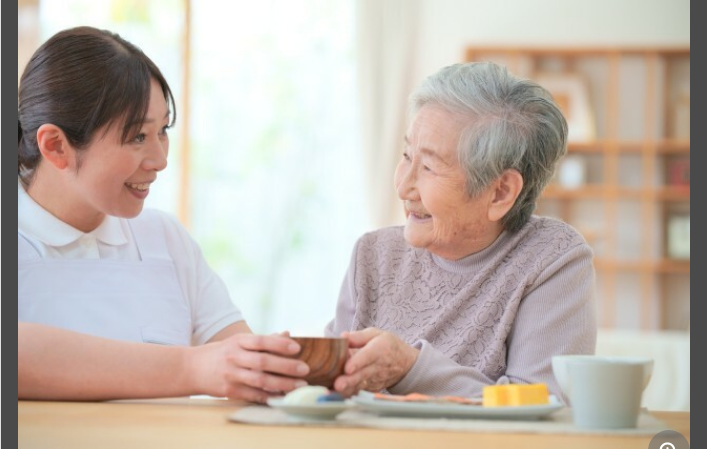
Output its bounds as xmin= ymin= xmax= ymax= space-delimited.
xmin=431 ymin=222 xmax=505 ymax=261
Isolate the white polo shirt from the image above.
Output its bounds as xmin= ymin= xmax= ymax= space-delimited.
xmin=18 ymin=181 xmax=243 ymax=344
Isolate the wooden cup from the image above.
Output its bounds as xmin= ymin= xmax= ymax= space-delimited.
xmin=289 ymin=337 xmax=348 ymax=388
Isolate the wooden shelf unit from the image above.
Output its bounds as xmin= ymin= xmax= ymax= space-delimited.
xmin=465 ymin=47 xmax=690 ymax=330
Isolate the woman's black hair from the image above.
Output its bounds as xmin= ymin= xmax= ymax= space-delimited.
xmin=18 ymin=26 xmax=176 ymax=185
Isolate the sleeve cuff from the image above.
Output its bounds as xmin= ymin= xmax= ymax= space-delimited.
xmin=194 ymin=312 xmax=244 ymax=345
xmin=387 ymin=339 xmax=432 ymax=394
xmin=387 ymin=339 xmax=505 ymax=396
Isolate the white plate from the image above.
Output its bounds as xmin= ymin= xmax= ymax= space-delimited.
xmin=351 ymin=391 xmax=563 ymax=420
xmin=266 ymin=398 xmax=355 ymax=421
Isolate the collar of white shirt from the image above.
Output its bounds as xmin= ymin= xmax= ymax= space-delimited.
xmin=18 ymin=180 xmax=128 ymax=248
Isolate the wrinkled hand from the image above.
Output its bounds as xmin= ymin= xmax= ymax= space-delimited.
xmin=188 ymin=334 xmax=309 ymax=404
xmin=333 ymin=328 xmax=419 ymax=397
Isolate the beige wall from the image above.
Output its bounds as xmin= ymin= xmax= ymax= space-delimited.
xmin=412 ymin=0 xmax=690 ymax=86
xmin=18 ymin=0 xmax=39 ymax=84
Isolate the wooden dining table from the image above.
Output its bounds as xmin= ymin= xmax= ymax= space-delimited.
xmin=18 ymin=397 xmax=690 ymax=449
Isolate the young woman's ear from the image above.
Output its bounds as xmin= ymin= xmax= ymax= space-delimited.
xmin=488 ymin=169 xmax=523 ymax=222
xmin=36 ymin=124 xmax=72 ymax=170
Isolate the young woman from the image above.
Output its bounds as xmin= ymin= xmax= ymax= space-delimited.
xmin=18 ymin=26 xmax=308 ymax=403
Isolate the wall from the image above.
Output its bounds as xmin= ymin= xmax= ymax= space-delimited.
xmin=412 ymin=0 xmax=690 ymax=86
xmin=18 ymin=0 xmax=39 ymax=85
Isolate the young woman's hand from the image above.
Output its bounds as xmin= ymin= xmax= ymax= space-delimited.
xmin=188 ymin=333 xmax=310 ymax=403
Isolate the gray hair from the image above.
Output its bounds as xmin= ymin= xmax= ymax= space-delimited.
xmin=408 ymin=62 xmax=568 ymax=232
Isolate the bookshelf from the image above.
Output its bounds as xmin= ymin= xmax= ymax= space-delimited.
xmin=465 ymin=47 xmax=690 ymax=329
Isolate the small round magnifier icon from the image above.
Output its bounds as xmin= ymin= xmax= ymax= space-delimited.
xmin=650 ymin=430 xmax=688 ymax=449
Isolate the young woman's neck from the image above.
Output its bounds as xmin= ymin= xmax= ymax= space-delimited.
xmin=26 ymin=165 xmax=105 ymax=233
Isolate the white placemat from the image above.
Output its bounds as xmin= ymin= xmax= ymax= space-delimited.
xmin=228 ymin=406 xmax=669 ymax=436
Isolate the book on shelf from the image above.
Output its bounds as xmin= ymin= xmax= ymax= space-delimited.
xmin=667 ymin=157 xmax=690 ymax=187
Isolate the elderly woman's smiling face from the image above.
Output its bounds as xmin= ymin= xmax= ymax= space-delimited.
xmin=394 ymin=104 xmax=504 ymax=260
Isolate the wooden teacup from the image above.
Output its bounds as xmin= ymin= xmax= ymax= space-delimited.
xmin=289 ymin=337 xmax=348 ymax=388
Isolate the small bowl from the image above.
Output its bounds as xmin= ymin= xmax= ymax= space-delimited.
xmin=288 ymin=337 xmax=348 ymax=388
xmin=267 ymin=397 xmax=354 ymax=421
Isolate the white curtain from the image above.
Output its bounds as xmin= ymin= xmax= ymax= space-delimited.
xmin=356 ymin=0 xmax=421 ymax=228
xmin=596 ymin=329 xmax=690 ymax=411
xmin=18 ymin=0 xmax=40 ymax=85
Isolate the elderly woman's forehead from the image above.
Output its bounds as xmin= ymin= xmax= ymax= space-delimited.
xmin=410 ymin=106 xmax=468 ymax=139
xmin=415 ymin=104 xmax=474 ymax=126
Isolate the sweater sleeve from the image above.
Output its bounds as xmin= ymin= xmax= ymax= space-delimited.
xmin=504 ymin=242 xmax=597 ymax=402
xmin=324 ymin=238 xmax=360 ymax=337
xmin=390 ymin=242 xmax=597 ymax=401
xmin=388 ymin=339 xmax=497 ymax=396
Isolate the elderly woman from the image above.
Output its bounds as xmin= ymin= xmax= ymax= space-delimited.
xmin=326 ymin=62 xmax=596 ymax=401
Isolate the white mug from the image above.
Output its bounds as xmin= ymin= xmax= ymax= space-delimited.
xmin=552 ymin=355 xmax=654 ymax=429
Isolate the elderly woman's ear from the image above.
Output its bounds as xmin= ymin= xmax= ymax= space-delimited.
xmin=487 ymin=169 xmax=523 ymax=223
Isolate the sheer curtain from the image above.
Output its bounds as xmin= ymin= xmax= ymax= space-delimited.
xmin=189 ymin=1 xmax=368 ymax=334
xmin=356 ymin=0 xmax=421 ymax=228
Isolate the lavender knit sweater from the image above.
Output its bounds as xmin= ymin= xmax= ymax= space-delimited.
xmin=325 ymin=216 xmax=596 ymax=401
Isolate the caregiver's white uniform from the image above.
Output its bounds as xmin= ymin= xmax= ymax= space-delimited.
xmin=18 ymin=182 xmax=243 ymax=345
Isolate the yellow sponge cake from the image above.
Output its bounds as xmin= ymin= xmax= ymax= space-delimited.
xmin=482 ymin=384 xmax=549 ymax=407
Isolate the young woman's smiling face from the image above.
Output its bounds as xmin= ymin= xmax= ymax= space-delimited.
xmin=394 ymin=104 xmax=501 ymax=260
xmin=46 ymin=79 xmax=171 ymax=231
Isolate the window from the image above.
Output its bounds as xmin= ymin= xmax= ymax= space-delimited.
xmin=28 ymin=0 xmax=368 ymax=334
xmin=190 ymin=1 xmax=366 ymax=333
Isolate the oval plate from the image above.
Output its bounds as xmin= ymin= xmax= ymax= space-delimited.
xmin=351 ymin=391 xmax=563 ymax=420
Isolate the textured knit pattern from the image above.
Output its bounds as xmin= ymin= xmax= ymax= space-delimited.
xmin=325 ymin=216 xmax=597 ymax=401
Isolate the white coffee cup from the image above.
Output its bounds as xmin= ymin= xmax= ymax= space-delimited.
xmin=552 ymin=355 xmax=654 ymax=429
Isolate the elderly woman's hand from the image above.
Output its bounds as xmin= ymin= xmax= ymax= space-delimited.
xmin=188 ymin=333 xmax=309 ymax=404
xmin=333 ymin=328 xmax=419 ymax=397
